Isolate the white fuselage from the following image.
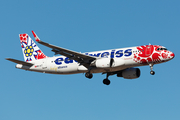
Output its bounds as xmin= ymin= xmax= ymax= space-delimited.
xmin=16 ymin=45 xmax=174 ymax=74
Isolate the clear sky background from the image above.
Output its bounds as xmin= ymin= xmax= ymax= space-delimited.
xmin=0 ymin=0 xmax=180 ymax=120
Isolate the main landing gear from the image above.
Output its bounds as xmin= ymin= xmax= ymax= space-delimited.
xmin=85 ymin=72 xmax=111 ymax=85
xmin=149 ymin=64 xmax=155 ymax=75
xmin=85 ymin=72 xmax=93 ymax=79
xmin=103 ymin=73 xmax=111 ymax=85
xmin=103 ymin=79 xmax=110 ymax=85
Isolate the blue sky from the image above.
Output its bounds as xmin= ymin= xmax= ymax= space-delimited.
xmin=1 ymin=0 xmax=180 ymax=120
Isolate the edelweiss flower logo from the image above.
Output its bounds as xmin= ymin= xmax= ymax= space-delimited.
xmin=24 ymin=46 xmax=34 ymax=57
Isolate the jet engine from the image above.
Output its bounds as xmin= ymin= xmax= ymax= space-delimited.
xmin=117 ymin=68 xmax=140 ymax=79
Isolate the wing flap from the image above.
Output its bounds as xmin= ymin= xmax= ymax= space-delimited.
xmin=6 ymin=58 xmax=33 ymax=66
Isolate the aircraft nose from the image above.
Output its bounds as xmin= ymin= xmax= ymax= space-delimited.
xmin=170 ymin=52 xmax=175 ymax=59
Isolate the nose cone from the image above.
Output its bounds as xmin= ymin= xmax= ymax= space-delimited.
xmin=162 ymin=51 xmax=175 ymax=62
xmin=170 ymin=52 xmax=175 ymax=59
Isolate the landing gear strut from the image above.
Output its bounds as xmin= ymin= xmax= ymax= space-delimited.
xmin=103 ymin=73 xmax=111 ymax=85
xmin=85 ymin=72 xmax=93 ymax=79
xmin=149 ymin=64 xmax=155 ymax=75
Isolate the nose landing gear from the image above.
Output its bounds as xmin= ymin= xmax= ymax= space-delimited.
xmin=150 ymin=71 xmax=155 ymax=75
xmin=149 ymin=64 xmax=155 ymax=75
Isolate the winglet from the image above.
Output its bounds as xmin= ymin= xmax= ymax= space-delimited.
xmin=32 ymin=31 xmax=40 ymax=42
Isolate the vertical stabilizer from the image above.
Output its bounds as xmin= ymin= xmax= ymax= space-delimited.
xmin=19 ymin=34 xmax=47 ymax=62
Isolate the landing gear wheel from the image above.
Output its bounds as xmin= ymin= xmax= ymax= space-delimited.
xmin=149 ymin=64 xmax=155 ymax=75
xmin=103 ymin=79 xmax=110 ymax=85
xmin=85 ymin=72 xmax=93 ymax=79
xmin=150 ymin=71 xmax=155 ymax=75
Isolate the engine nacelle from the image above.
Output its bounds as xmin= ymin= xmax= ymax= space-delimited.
xmin=117 ymin=68 xmax=140 ymax=79
xmin=90 ymin=58 xmax=111 ymax=68
xmin=112 ymin=58 xmax=125 ymax=67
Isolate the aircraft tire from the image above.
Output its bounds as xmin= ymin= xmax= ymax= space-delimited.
xmin=103 ymin=79 xmax=110 ymax=85
xmin=85 ymin=72 xmax=93 ymax=79
xmin=150 ymin=71 xmax=155 ymax=75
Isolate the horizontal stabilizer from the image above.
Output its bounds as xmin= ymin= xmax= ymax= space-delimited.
xmin=6 ymin=58 xmax=34 ymax=66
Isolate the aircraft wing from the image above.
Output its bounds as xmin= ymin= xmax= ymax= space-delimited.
xmin=6 ymin=58 xmax=33 ymax=66
xmin=32 ymin=31 xmax=96 ymax=67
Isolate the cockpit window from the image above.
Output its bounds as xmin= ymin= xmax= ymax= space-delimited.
xmin=157 ymin=48 xmax=168 ymax=51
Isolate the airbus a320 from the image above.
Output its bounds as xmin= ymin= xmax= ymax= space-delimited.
xmin=6 ymin=31 xmax=175 ymax=85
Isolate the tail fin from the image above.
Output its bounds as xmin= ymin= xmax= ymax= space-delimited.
xmin=19 ymin=33 xmax=47 ymax=62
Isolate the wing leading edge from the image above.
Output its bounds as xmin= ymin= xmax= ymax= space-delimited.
xmin=32 ymin=31 xmax=96 ymax=68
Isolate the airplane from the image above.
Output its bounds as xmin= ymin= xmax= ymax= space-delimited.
xmin=6 ymin=31 xmax=175 ymax=85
